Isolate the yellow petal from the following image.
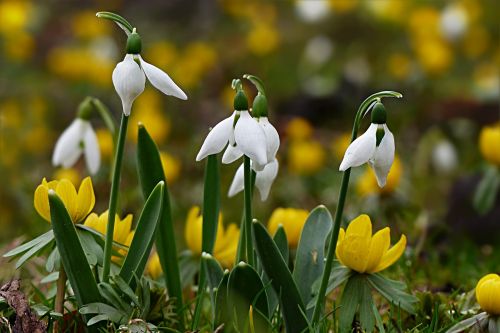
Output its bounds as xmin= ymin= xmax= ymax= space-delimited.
xmin=215 ymin=224 xmax=240 ymax=268
xmin=345 ymin=214 xmax=372 ymax=239
xmin=55 ymin=179 xmax=78 ymax=222
xmin=336 ymin=228 xmax=347 ymax=266
xmin=184 ymin=206 xmax=202 ymax=255
xmin=267 ymin=208 xmax=285 ymax=235
xmin=372 ymin=234 xmax=406 ymax=273
xmin=365 ymin=228 xmax=391 ymax=273
xmin=75 ymin=177 xmax=95 ymax=222
xmin=476 ymin=274 xmax=500 ymax=315
xmin=115 ymin=214 xmax=133 ymax=245
xmin=34 ymin=184 xmax=51 ymax=222
xmin=340 ymin=215 xmax=373 ymax=273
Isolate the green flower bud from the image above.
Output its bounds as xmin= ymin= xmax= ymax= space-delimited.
xmin=126 ymin=30 xmax=142 ymax=54
xmin=371 ymin=102 xmax=387 ymax=124
xmin=77 ymin=97 xmax=94 ymax=120
xmin=233 ymin=89 xmax=249 ymax=111
xmin=252 ymin=93 xmax=268 ymax=118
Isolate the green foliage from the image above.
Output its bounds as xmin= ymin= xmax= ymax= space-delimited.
xmin=473 ymin=165 xmax=499 ymax=215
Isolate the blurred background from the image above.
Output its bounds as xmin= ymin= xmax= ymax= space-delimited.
xmin=0 ymin=0 xmax=499 ymax=286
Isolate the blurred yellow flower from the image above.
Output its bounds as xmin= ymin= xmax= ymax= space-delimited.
xmin=331 ymin=133 xmax=351 ymax=161
xmin=247 ymin=23 xmax=279 ymax=56
xmin=184 ymin=206 xmax=239 ymax=268
xmin=365 ymin=0 xmax=406 ymax=23
xmin=145 ymin=41 xmax=178 ymax=70
xmin=288 ymin=140 xmax=326 ymax=175
xmin=4 ymin=30 xmax=34 ymax=61
xmin=387 ymin=53 xmax=412 ymax=80
xmin=96 ymin=129 xmax=114 ymax=160
xmin=286 ymin=117 xmax=313 ymax=141
xmin=34 ymin=177 xmax=95 ymax=223
xmin=414 ymin=38 xmax=453 ymax=75
xmin=53 ymin=168 xmax=80 ymax=187
xmin=479 ymin=123 xmax=500 ymax=166
xmin=473 ymin=62 xmax=499 ymax=99
xmin=267 ymin=208 xmax=309 ymax=248
xmin=0 ymin=0 xmax=32 ymax=34
xmin=72 ymin=10 xmax=111 ymax=39
xmin=463 ymin=25 xmax=490 ymax=59
xmin=147 ymin=251 xmax=162 ymax=280
xmin=160 ymin=151 xmax=181 ymax=184
xmin=84 ymin=210 xmax=133 ymax=247
xmin=336 ymin=214 xmax=406 ymax=274
xmin=129 ymin=90 xmax=170 ymax=143
xmin=408 ymin=7 xmax=440 ymax=40
xmin=476 ymin=273 xmax=500 ymax=315
xmin=172 ymin=42 xmax=217 ymax=88
xmin=329 ymin=0 xmax=358 ymax=13
xmin=356 ymin=156 xmax=403 ymax=196
xmin=22 ymin=126 xmax=52 ymax=153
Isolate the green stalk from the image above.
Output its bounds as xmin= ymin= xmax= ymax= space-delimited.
xmin=102 ymin=114 xmax=129 ymax=282
xmin=243 ymin=155 xmax=254 ymax=266
xmin=236 ymin=169 xmax=256 ymax=264
xmin=311 ymin=91 xmax=402 ymax=325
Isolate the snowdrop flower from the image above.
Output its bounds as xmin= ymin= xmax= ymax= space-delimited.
xmin=228 ymin=159 xmax=279 ymax=201
xmin=52 ymin=99 xmax=100 ymax=175
xmin=339 ymin=102 xmax=395 ymax=187
xmin=112 ymin=29 xmax=187 ymax=116
xmin=196 ymin=89 xmax=268 ymax=170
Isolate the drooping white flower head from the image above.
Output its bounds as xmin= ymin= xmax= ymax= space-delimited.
xmin=228 ymin=158 xmax=279 ymax=201
xmin=112 ymin=30 xmax=187 ymax=116
xmin=52 ymin=118 xmax=100 ymax=175
xmin=196 ymin=88 xmax=268 ymax=170
xmin=339 ymin=102 xmax=395 ymax=187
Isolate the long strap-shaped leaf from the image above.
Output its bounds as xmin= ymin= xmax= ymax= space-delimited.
xmin=202 ymin=154 xmax=220 ymax=252
xmin=48 ymin=191 xmax=101 ymax=330
xmin=252 ymin=220 xmax=308 ymax=333
xmin=119 ymin=181 xmax=164 ymax=287
xmin=293 ymin=205 xmax=333 ymax=318
xmin=136 ymin=125 xmax=184 ymax=328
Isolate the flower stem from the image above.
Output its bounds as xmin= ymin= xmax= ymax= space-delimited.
xmin=244 ymin=155 xmax=254 ymax=266
xmin=311 ymin=91 xmax=402 ymax=325
xmin=102 ymin=113 xmax=129 ymax=283
xmin=53 ymin=267 xmax=67 ymax=332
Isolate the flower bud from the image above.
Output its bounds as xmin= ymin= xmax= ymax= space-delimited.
xmin=252 ymin=93 xmax=268 ymax=118
xmin=126 ymin=30 xmax=142 ymax=54
xmin=371 ymin=102 xmax=387 ymax=124
xmin=77 ymin=97 xmax=94 ymax=120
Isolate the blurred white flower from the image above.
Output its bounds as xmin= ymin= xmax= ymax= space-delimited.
xmin=440 ymin=4 xmax=468 ymax=41
xmin=432 ymin=140 xmax=458 ymax=172
xmin=295 ymin=0 xmax=330 ymax=23
xmin=228 ymin=158 xmax=279 ymax=201
xmin=52 ymin=118 xmax=100 ymax=175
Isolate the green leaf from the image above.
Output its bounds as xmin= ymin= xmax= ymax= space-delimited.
xmin=214 ymin=271 xmax=230 ymax=330
xmin=112 ymin=275 xmax=140 ymax=307
xmin=273 ymin=225 xmax=289 ymax=264
xmin=366 ymin=273 xmax=418 ymax=314
xmin=202 ymin=253 xmax=224 ymax=292
xmin=339 ymin=274 xmax=364 ymax=333
xmin=98 ymin=282 xmax=131 ymax=314
xmin=40 ymin=272 xmax=59 ymax=284
xmin=252 ymin=220 xmax=308 ymax=333
xmin=228 ymin=262 xmax=271 ymax=332
xmin=80 ymin=302 xmax=127 ymax=325
xmin=48 ymin=191 xmax=101 ymax=321
xmin=308 ymin=262 xmax=351 ymax=310
xmin=137 ymin=124 xmax=184 ymax=329
xmin=359 ymin=280 xmax=375 ymax=333
xmin=119 ymin=181 xmax=164 ymax=287
xmin=14 ymin=233 xmax=54 ymax=269
xmin=202 ymin=154 xmax=220 ymax=253
xmin=474 ymin=165 xmax=499 ymax=215
xmin=77 ymin=228 xmax=104 ymax=266
xmin=45 ymin=247 xmax=60 ymax=272
xmin=293 ymin=205 xmax=333 ymax=316
xmin=445 ymin=312 xmax=488 ymax=333
xmin=3 ymin=230 xmax=53 ymax=258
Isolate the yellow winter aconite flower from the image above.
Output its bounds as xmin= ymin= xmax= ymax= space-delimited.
xmin=336 ymin=214 xmax=406 ymax=274
xmin=247 ymin=23 xmax=279 ymax=56
xmin=356 ymin=156 xmax=403 ymax=196
xmin=72 ymin=10 xmax=111 ymax=39
xmin=53 ymin=168 xmax=80 ymax=187
xmin=387 ymin=53 xmax=412 ymax=80
xmin=267 ymin=208 xmax=309 ymax=248
xmin=184 ymin=206 xmax=239 ymax=268
xmin=84 ymin=210 xmax=133 ymax=247
xmin=331 ymin=133 xmax=351 ymax=161
xmin=96 ymin=129 xmax=114 ymax=160
xmin=288 ymin=140 xmax=326 ymax=175
xmin=160 ymin=151 xmax=181 ymax=184
xmin=147 ymin=251 xmax=162 ymax=280
xmin=479 ymin=123 xmax=500 ymax=166
xmin=476 ymin=273 xmax=500 ymax=315
xmin=34 ymin=177 xmax=95 ymax=223
xmin=286 ymin=117 xmax=313 ymax=141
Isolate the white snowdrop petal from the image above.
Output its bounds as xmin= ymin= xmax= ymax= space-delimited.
xmin=255 ymin=159 xmax=279 ymax=201
xmin=83 ymin=125 xmax=101 ymax=175
xmin=196 ymin=113 xmax=235 ymax=161
xmin=234 ymin=111 xmax=268 ymax=168
xmin=222 ymin=144 xmax=243 ymax=164
xmin=112 ymin=54 xmax=146 ymax=116
xmin=228 ymin=163 xmax=245 ymax=197
xmin=369 ymin=124 xmax=395 ymax=187
xmin=339 ymin=123 xmax=377 ymax=171
xmin=139 ymin=56 xmax=187 ymax=100
xmin=52 ymin=119 xmax=85 ymax=167
xmin=259 ymin=117 xmax=280 ymax=161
